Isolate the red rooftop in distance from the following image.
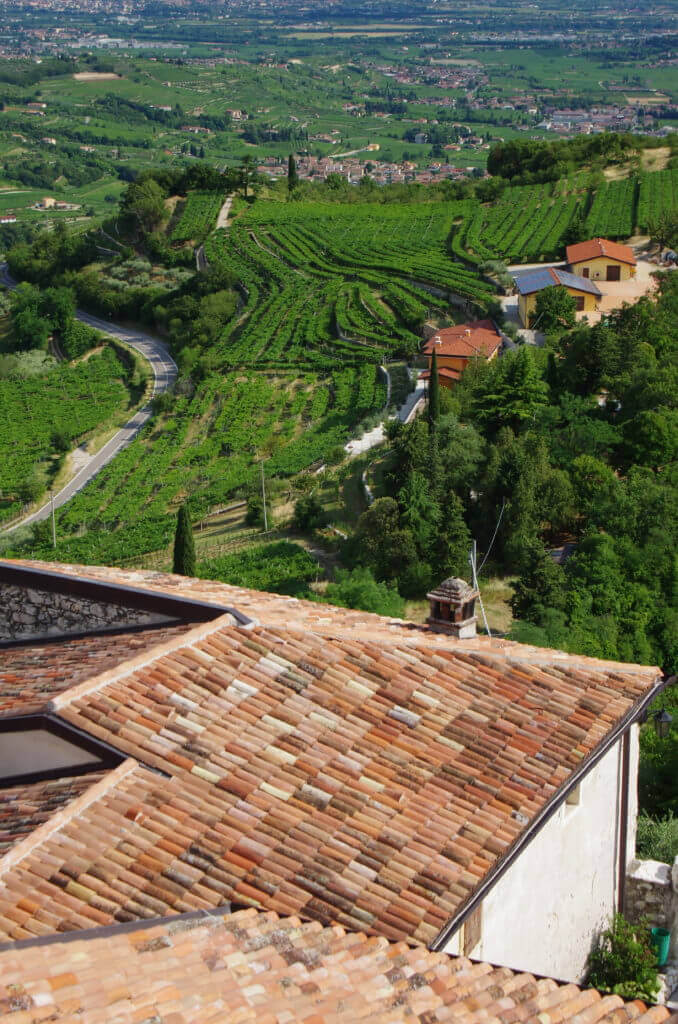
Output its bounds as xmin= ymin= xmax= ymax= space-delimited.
xmin=566 ymin=238 xmax=637 ymax=267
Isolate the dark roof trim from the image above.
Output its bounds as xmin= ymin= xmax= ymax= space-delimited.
xmin=0 ymin=620 xmax=190 ymax=652
xmin=430 ymin=671 xmax=671 ymax=953
xmin=0 ymin=712 xmax=169 ymax=786
xmin=0 ymin=561 xmax=253 ymax=628
xmin=0 ymin=901 xmax=248 ymax=954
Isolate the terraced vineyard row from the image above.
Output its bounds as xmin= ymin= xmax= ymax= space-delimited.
xmin=584 ymin=178 xmax=637 ymax=239
xmin=453 ymin=182 xmax=586 ymax=265
xmin=36 ymin=365 xmax=385 ymax=565
xmin=204 ymin=200 xmax=494 ymax=368
xmin=171 ymin=191 xmax=224 ymax=243
xmin=450 ymin=166 xmax=678 ymax=265
xmin=637 ymin=167 xmax=678 ymax=231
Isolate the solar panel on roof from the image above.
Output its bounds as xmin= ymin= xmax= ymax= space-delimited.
xmin=511 ymin=269 xmax=554 ymax=295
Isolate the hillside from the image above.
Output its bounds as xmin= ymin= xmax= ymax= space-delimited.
xmin=1 ymin=153 xmax=676 ymax=669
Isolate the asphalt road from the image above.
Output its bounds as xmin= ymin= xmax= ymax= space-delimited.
xmin=1 ymin=263 xmax=178 ymax=532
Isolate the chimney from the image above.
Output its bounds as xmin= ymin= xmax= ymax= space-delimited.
xmin=465 ymin=328 xmax=471 ymax=336
xmin=426 ymin=577 xmax=479 ymax=639
xmin=434 ymin=336 xmax=441 ymax=345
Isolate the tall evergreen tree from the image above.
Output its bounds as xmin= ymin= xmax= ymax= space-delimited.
xmin=287 ymin=154 xmax=298 ymax=192
xmin=428 ymin=350 xmax=440 ymax=428
xmin=173 ymin=503 xmax=196 ymax=576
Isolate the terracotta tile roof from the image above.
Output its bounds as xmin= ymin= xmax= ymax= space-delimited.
xmin=3 ymin=560 xmax=659 ymax=678
xmin=0 ymin=771 xmax=107 ymax=856
xmin=422 ymin=320 xmax=502 ymax=359
xmin=567 ymin=238 xmax=637 ymax=266
xmin=0 ymin=624 xmax=196 ymax=716
xmin=420 ymin=367 xmax=462 ymax=383
xmin=0 ymin=907 xmax=670 ymax=1024
xmin=0 ymin=614 xmax=660 ymax=946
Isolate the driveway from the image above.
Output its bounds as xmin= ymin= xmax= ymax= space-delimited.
xmin=577 ymin=258 xmax=661 ymax=325
xmin=1 ymin=263 xmax=177 ymax=532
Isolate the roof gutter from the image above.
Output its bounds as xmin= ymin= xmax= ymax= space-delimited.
xmin=430 ymin=671 xmax=673 ymax=953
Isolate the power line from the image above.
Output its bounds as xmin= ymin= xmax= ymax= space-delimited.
xmin=469 ymin=539 xmax=492 ymax=640
xmin=477 ymin=497 xmax=506 ymax=575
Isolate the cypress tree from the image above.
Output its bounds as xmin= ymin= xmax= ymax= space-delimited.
xmin=428 ymin=349 xmax=440 ymax=428
xmin=173 ymin=503 xmax=196 ymax=577
xmin=287 ymin=154 xmax=298 ymax=192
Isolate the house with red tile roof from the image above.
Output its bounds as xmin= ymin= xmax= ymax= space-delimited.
xmin=0 ymin=558 xmax=671 ymax=1009
xmin=567 ymin=238 xmax=637 ymax=282
xmin=421 ymin=320 xmax=503 ymax=388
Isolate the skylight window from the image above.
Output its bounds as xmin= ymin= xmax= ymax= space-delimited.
xmin=0 ymin=715 xmax=125 ymax=788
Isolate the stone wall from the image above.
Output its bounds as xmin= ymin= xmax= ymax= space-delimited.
xmin=626 ymin=857 xmax=678 ymax=997
xmin=0 ymin=582 xmax=172 ymax=642
xmin=626 ymin=858 xmax=676 ymax=932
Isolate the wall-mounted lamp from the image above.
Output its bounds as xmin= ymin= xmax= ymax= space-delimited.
xmin=643 ymin=708 xmax=673 ymax=739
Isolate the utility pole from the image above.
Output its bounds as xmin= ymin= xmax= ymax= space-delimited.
xmin=50 ymin=490 xmax=56 ymax=548
xmin=260 ymin=461 xmax=268 ymax=532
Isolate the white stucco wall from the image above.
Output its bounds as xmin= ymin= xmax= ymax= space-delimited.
xmin=443 ymin=726 xmax=639 ymax=983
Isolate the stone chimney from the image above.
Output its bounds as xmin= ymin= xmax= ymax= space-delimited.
xmin=426 ymin=577 xmax=479 ymax=638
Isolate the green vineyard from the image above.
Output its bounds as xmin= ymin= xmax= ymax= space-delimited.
xmin=30 ymin=364 xmax=386 ymax=565
xmin=452 ymin=166 xmax=678 ymax=264
xmin=170 ymin=191 xmax=224 ymax=243
xmin=0 ymin=348 xmax=131 ymax=526
xmin=204 ymin=200 xmax=495 ymax=368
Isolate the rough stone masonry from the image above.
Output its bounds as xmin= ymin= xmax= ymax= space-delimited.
xmin=0 ymin=582 xmax=170 ymax=642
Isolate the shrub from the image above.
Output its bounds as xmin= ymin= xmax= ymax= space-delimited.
xmin=321 ymin=567 xmax=405 ymax=618
xmin=245 ymin=495 xmax=264 ymax=527
xmin=587 ymin=914 xmax=660 ymax=1004
xmin=198 ymin=541 xmax=317 ymax=596
xmin=293 ymin=494 xmax=326 ymax=532
xmin=636 ymin=813 xmax=678 ymax=864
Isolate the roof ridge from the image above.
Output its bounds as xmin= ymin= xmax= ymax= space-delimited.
xmin=0 ymin=757 xmax=139 ymax=877
xmin=49 ymin=612 xmax=237 ymax=712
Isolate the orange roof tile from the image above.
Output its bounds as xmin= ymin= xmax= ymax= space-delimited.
xmin=0 ymin=624 xmax=195 ymax=716
xmin=4 ymin=560 xmax=659 ymax=678
xmin=422 ymin=320 xmax=502 ymax=360
xmin=0 ymin=771 xmax=108 ymax=856
xmin=0 ymin=906 xmax=669 ymax=1024
xmin=420 ymin=367 xmax=462 ymax=382
xmin=566 ymin=238 xmax=637 ymax=266
xmin=0 ymin=606 xmax=661 ymax=947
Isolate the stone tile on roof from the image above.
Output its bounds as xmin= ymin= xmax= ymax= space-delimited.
xmin=0 ymin=771 xmax=108 ymax=856
xmin=0 ymin=623 xmax=196 ymax=716
xmin=0 ymin=621 xmax=659 ymax=947
xmin=0 ymin=906 xmax=669 ymax=1024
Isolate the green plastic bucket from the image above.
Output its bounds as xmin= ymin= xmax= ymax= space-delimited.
xmin=651 ymin=926 xmax=671 ymax=968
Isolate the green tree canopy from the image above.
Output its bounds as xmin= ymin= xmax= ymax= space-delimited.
xmin=532 ymin=285 xmax=576 ymax=332
xmin=172 ymin=503 xmax=196 ymax=576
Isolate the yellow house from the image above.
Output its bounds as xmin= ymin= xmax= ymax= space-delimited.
xmin=512 ymin=267 xmax=601 ymax=328
xmin=566 ymin=238 xmax=636 ymax=282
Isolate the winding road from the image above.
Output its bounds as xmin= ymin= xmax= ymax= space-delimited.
xmin=0 ymin=263 xmax=177 ymax=533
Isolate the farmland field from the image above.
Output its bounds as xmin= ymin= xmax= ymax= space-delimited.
xmin=15 ymin=364 xmax=387 ymax=564
xmin=170 ymin=191 xmax=224 ymax=243
xmin=0 ymin=346 xmax=133 ymax=526
xmin=205 ymin=200 xmax=494 ymax=369
xmin=637 ymin=167 xmax=678 ymax=231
